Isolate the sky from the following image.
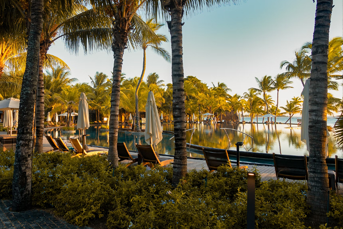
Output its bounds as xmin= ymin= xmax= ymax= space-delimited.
xmin=48 ymin=0 xmax=343 ymax=111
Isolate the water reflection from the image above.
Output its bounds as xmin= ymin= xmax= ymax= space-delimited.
xmin=50 ymin=122 xmax=342 ymax=158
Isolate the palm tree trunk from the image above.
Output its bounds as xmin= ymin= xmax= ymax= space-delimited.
xmin=34 ymin=47 xmax=46 ymax=154
xmin=169 ymin=5 xmax=187 ymax=186
xmin=276 ymin=89 xmax=279 ymax=122
xmin=108 ymin=29 xmax=127 ymax=167
xmin=307 ymin=0 xmax=332 ymax=225
xmin=135 ymin=48 xmax=146 ymax=132
xmin=12 ymin=0 xmax=44 ymax=211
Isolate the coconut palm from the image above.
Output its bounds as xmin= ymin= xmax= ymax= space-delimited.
xmin=281 ymin=100 xmax=301 ymax=127
xmin=135 ymin=19 xmax=170 ymax=131
xmin=11 ymin=0 xmax=44 ymax=212
xmin=280 ymin=49 xmax=311 ymax=87
xmin=87 ymin=72 xmax=112 ymax=123
xmin=250 ymin=75 xmax=274 ymax=114
xmin=147 ymin=72 xmax=165 ymax=87
xmin=273 ymin=74 xmax=293 ymax=119
xmin=244 ymin=88 xmax=263 ymax=122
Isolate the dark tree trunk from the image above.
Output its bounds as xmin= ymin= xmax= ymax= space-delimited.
xmin=135 ymin=48 xmax=146 ymax=132
xmin=168 ymin=4 xmax=187 ymax=186
xmin=34 ymin=46 xmax=47 ymax=154
xmin=108 ymin=26 xmax=128 ymax=167
xmin=12 ymin=0 xmax=44 ymax=211
xmin=307 ymin=0 xmax=332 ymax=225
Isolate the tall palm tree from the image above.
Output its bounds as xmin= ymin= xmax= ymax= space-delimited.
xmin=280 ymin=49 xmax=311 ymax=87
xmin=307 ymin=1 xmax=333 ymax=224
xmin=244 ymin=88 xmax=263 ymax=122
xmin=135 ymin=19 xmax=170 ymax=131
xmin=250 ymin=75 xmax=274 ymax=114
xmin=273 ymin=74 xmax=293 ymax=121
xmin=163 ymin=0 xmax=237 ymax=186
xmin=11 ymin=0 xmax=44 ymax=212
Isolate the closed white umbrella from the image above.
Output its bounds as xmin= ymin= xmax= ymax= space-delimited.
xmin=129 ymin=113 xmax=132 ymax=120
xmin=3 ymin=110 xmax=13 ymax=135
xmin=161 ymin=113 xmax=163 ymax=120
xmin=145 ymin=91 xmax=163 ymax=146
xmin=77 ymin=93 xmax=90 ymax=151
xmin=301 ymin=79 xmax=310 ymax=152
xmin=192 ymin=113 xmax=195 ymax=122
xmin=46 ymin=112 xmax=51 ymax=122
xmin=13 ymin=110 xmax=18 ymax=129
xmin=55 ymin=113 xmax=59 ymax=124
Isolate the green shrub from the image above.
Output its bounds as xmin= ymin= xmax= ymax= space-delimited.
xmin=0 ymin=150 xmax=15 ymax=199
xmin=327 ymin=191 xmax=343 ymax=226
xmin=101 ymin=124 xmax=109 ymax=129
xmin=62 ymin=126 xmax=75 ymax=131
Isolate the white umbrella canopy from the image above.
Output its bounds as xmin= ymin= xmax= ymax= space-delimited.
xmin=203 ymin=113 xmax=213 ymax=116
xmin=46 ymin=112 xmax=51 ymax=122
xmin=55 ymin=113 xmax=59 ymax=123
xmin=77 ymin=93 xmax=90 ymax=151
xmin=3 ymin=110 xmax=13 ymax=135
xmin=13 ymin=110 xmax=18 ymax=128
xmin=0 ymin=98 xmax=20 ymax=110
xmin=301 ymin=79 xmax=310 ymax=151
xmin=145 ymin=91 xmax=163 ymax=146
xmin=59 ymin=112 xmax=68 ymax=116
xmin=71 ymin=112 xmax=78 ymax=116
xmin=77 ymin=93 xmax=90 ymax=130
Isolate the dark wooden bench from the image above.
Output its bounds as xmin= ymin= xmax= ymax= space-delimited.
xmin=273 ymin=153 xmax=308 ymax=180
xmin=202 ymin=148 xmax=232 ymax=172
xmin=335 ymin=155 xmax=343 ymax=189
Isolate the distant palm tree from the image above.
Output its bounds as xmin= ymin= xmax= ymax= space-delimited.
xmin=135 ymin=19 xmax=170 ymax=131
xmin=280 ymin=49 xmax=311 ymax=87
xmin=250 ymin=75 xmax=274 ymax=114
xmin=147 ymin=72 xmax=165 ymax=87
xmin=273 ymin=74 xmax=293 ymax=120
xmin=281 ymin=100 xmax=301 ymax=127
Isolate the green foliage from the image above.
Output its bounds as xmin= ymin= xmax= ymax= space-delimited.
xmin=327 ymin=191 xmax=343 ymax=226
xmin=0 ymin=151 xmax=331 ymax=228
xmin=61 ymin=126 xmax=75 ymax=131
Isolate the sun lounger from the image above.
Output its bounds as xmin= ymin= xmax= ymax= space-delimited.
xmin=45 ymin=135 xmax=59 ymax=151
xmin=202 ymin=148 xmax=232 ymax=172
xmin=69 ymin=138 xmax=106 ymax=157
xmin=117 ymin=142 xmax=139 ymax=167
xmin=335 ymin=155 xmax=343 ymax=190
xmin=54 ymin=137 xmax=70 ymax=152
xmin=135 ymin=144 xmax=173 ymax=168
xmin=273 ymin=153 xmax=308 ymax=180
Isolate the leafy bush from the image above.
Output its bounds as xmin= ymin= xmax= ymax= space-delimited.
xmin=101 ymin=124 xmax=109 ymax=129
xmin=61 ymin=126 xmax=75 ymax=131
xmin=0 ymin=151 xmax=334 ymax=228
xmin=327 ymin=191 xmax=343 ymax=226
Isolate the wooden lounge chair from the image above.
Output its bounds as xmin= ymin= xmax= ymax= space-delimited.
xmin=273 ymin=153 xmax=308 ymax=180
xmin=135 ymin=144 xmax=173 ymax=168
xmin=202 ymin=148 xmax=232 ymax=172
xmin=54 ymin=137 xmax=70 ymax=152
xmin=69 ymin=138 xmax=106 ymax=157
xmin=45 ymin=135 xmax=59 ymax=151
xmin=335 ymin=155 xmax=343 ymax=189
xmin=117 ymin=142 xmax=139 ymax=167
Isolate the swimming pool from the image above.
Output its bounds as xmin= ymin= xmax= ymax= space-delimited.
xmin=48 ymin=121 xmax=343 ymax=159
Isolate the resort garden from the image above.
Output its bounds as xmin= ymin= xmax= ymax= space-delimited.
xmin=1 ymin=0 xmax=343 ymax=228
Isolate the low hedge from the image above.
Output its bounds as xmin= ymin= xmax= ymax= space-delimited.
xmin=1 ymin=151 xmax=342 ymax=228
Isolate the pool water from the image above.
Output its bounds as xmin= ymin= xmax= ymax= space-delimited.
xmin=47 ymin=121 xmax=343 ymax=159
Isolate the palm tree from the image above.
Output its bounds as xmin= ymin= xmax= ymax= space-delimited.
xmin=281 ymin=100 xmax=301 ymax=127
xmin=273 ymin=74 xmax=293 ymax=120
xmin=250 ymin=75 xmax=274 ymax=114
xmin=135 ymin=19 xmax=170 ymax=131
xmin=307 ymin=2 xmax=333 ymax=224
xmin=54 ymin=87 xmax=80 ymax=127
xmin=87 ymin=72 xmax=111 ymax=123
xmin=147 ymin=72 xmax=165 ymax=87
xmin=11 ymin=0 xmax=44 ymax=212
xmin=280 ymin=49 xmax=311 ymax=87
xmin=244 ymin=88 xmax=263 ymax=122
xmin=163 ymin=0 xmax=237 ymax=185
